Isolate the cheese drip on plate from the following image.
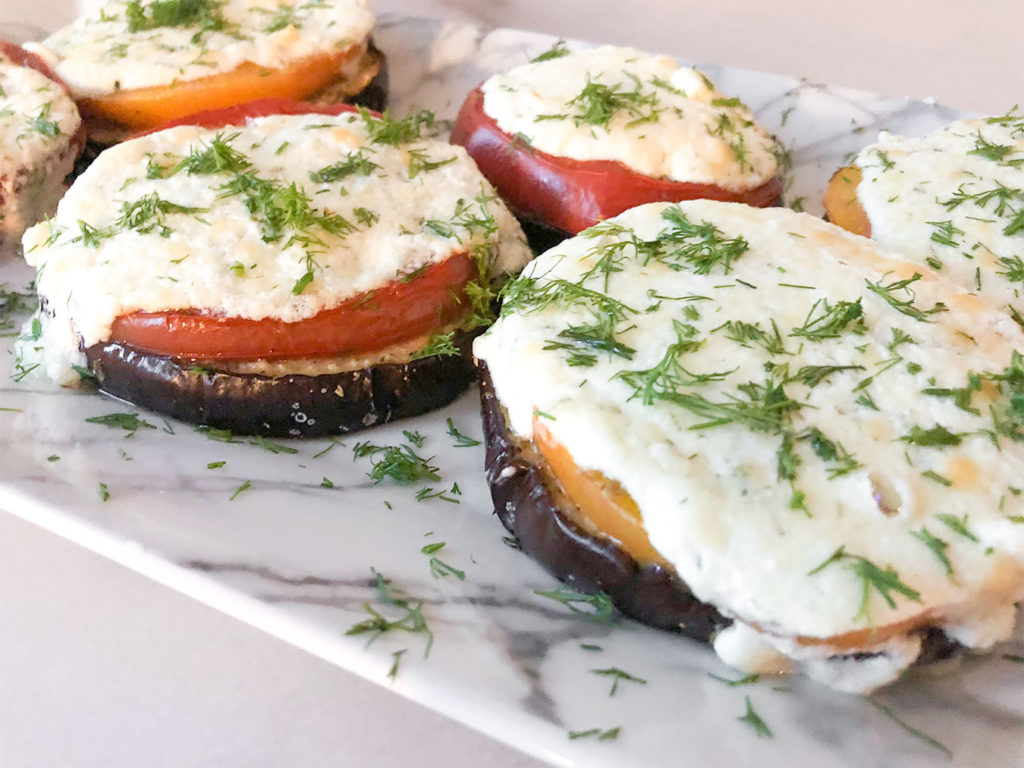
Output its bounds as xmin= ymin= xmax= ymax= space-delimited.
xmin=475 ymin=200 xmax=1024 ymax=693
xmin=854 ymin=113 xmax=1024 ymax=318
xmin=21 ymin=110 xmax=530 ymax=383
xmin=25 ymin=0 xmax=375 ymax=97
xmin=481 ymin=45 xmax=780 ymax=191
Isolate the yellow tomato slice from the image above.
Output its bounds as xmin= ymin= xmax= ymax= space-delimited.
xmin=79 ymin=45 xmax=363 ymax=132
xmin=533 ymin=417 xmax=666 ymax=565
xmin=823 ymin=165 xmax=872 ymax=237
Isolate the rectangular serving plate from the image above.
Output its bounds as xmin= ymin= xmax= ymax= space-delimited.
xmin=0 ymin=14 xmax=1020 ymax=768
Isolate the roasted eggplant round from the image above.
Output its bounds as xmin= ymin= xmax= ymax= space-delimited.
xmin=86 ymin=333 xmax=475 ymax=437
xmin=473 ymin=200 xmax=1023 ymax=692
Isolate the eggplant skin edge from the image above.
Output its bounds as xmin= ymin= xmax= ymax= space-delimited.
xmin=477 ymin=362 xmax=964 ymax=663
xmin=478 ymin=361 xmax=725 ymax=642
xmin=85 ymin=334 xmax=475 ymax=437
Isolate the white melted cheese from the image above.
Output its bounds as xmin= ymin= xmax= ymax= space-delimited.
xmin=22 ymin=111 xmax=530 ymax=384
xmin=855 ymin=115 xmax=1024 ymax=317
xmin=481 ymin=46 xmax=779 ymax=191
xmin=475 ymin=200 xmax=1024 ymax=692
xmin=25 ymin=0 xmax=374 ymax=97
xmin=0 ymin=55 xmax=80 ymax=171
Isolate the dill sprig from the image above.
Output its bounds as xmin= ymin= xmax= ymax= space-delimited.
xmin=535 ymin=585 xmax=616 ymax=623
xmin=0 ymin=285 xmax=36 ymax=337
xmin=27 ymin=102 xmax=60 ymax=138
xmin=531 ymin=40 xmax=570 ymax=63
xmin=718 ymin=318 xmax=787 ymax=356
xmin=543 ymin=310 xmax=636 ymax=367
xmin=124 ymin=0 xmax=229 ymax=36
xmin=445 ymin=417 xmax=481 ymax=448
xmin=346 ymin=569 xmax=434 ymax=656
xmin=537 ymin=74 xmax=660 ymax=129
xmin=789 ymin=297 xmax=866 ymax=341
xmin=163 ymin=132 xmax=252 ymax=177
xmin=308 ymin=149 xmax=379 ymax=183
xmin=910 ymin=528 xmax=954 ymax=576
xmin=409 ymin=331 xmax=459 ymax=360
xmin=353 ymin=441 xmax=441 ymax=485
xmin=360 ymin=108 xmax=437 ymax=146
xmin=116 ymin=193 xmax=207 ymax=237
xmin=809 ymin=545 xmax=922 ymax=623
xmin=737 ymin=696 xmax=773 ymax=739
xmin=657 ymin=206 xmax=750 ymax=275
xmin=84 ymin=412 xmax=158 ymax=435
xmin=590 ymin=667 xmax=647 ymax=696
xmin=865 ymin=273 xmax=947 ymax=322
xmin=799 ymin=427 xmax=860 ymax=478
xmin=406 ymin=148 xmax=457 ymax=178
xmin=614 ymin=320 xmax=724 ymax=405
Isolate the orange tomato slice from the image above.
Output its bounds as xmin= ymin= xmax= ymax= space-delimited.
xmin=533 ymin=416 xmax=666 ymax=564
xmin=79 ymin=45 xmax=362 ymax=132
xmin=823 ymin=165 xmax=872 ymax=237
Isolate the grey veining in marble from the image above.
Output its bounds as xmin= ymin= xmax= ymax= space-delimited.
xmin=0 ymin=14 xmax=1021 ymax=768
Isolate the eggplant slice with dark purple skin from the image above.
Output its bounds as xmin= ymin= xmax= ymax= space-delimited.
xmin=478 ymin=362 xmax=725 ymax=641
xmin=85 ymin=331 xmax=475 ymax=438
xmin=478 ymin=363 xmax=964 ymax=661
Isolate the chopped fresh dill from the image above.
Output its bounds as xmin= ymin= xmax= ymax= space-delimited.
xmin=535 ymin=586 xmax=616 ymax=623
xmin=809 ymin=545 xmax=921 ymax=623
xmin=865 ymin=273 xmax=947 ymax=322
xmin=590 ymin=667 xmax=647 ymax=696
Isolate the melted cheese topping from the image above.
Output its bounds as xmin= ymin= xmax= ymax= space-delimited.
xmin=0 ymin=55 xmax=80 ymax=171
xmin=481 ymin=45 xmax=779 ymax=191
xmin=25 ymin=0 xmax=374 ymax=97
xmin=476 ymin=200 xmax=1024 ymax=692
xmin=22 ymin=111 xmax=530 ymax=384
xmin=855 ymin=115 xmax=1024 ymax=317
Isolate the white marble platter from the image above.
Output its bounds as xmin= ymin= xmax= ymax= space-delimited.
xmin=1 ymin=14 xmax=1022 ymax=768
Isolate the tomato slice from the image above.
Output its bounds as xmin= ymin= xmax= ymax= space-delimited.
xmin=112 ymin=252 xmax=475 ymax=360
xmin=0 ymin=40 xmax=68 ymax=92
xmin=451 ymin=86 xmax=784 ymax=235
xmin=532 ymin=417 xmax=666 ymax=565
xmin=823 ymin=165 xmax=872 ymax=237
xmin=112 ymin=101 xmax=471 ymax=361
xmin=138 ymin=97 xmax=365 ymax=135
xmin=79 ymin=44 xmax=367 ymax=133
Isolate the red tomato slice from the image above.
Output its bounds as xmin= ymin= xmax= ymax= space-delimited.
xmin=0 ymin=40 xmax=69 ymax=94
xmin=112 ymin=101 xmax=467 ymax=362
xmin=450 ymin=86 xmax=783 ymax=235
xmin=112 ymin=251 xmax=476 ymax=360
xmin=138 ymin=97 xmax=368 ymax=135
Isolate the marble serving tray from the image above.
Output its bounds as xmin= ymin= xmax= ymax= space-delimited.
xmin=1 ymin=14 xmax=1022 ymax=768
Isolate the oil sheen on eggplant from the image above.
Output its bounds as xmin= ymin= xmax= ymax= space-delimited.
xmin=86 ymin=332 xmax=476 ymax=437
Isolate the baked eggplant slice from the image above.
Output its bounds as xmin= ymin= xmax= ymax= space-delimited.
xmin=20 ymin=104 xmax=532 ymax=435
xmin=480 ymin=364 xmax=965 ymax=661
xmin=86 ymin=333 xmax=475 ymax=437
xmin=474 ymin=199 xmax=1024 ymax=692
xmin=480 ymin=363 xmax=724 ymax=640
